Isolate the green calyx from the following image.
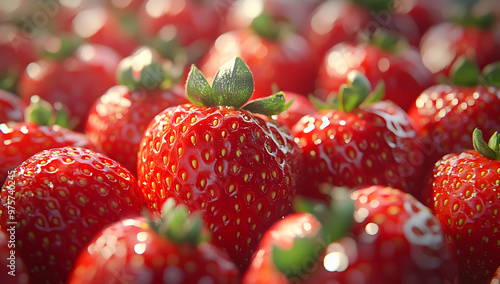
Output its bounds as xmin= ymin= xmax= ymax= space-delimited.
xmin=351 ymin=0 xmax=394 ymax=12
xmin=450 ymin=56 xmax=500 ymax=87
xmin=41 ymin=35 xmax=83 ymax=60
xmin=250 ymin=12 xmax=294 ymax=41
xmin=186 ymin=56 xmax=291 ymax=115
xmin=363 ymin=29 xmax=408 ymax=54
xmin=450 ymin=1 xmax=495 ymax=30
xmin=272 ymin=185 xmax=355 ymax=279
xmin=472 ymin=128 xmax=500 ymax=160
xmin=311 ymin=71 xmax=384 ymax=112
xmin=116 ymin=47 xmax=170 ymax=90
xmin=151 ymin=198 xmax=209 ymax=246
xmin=24 ymin=96 xmax=76 ymax=129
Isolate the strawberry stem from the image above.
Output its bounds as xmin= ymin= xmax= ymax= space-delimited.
xmin=472 ymin=128 xmax=500 ymax=160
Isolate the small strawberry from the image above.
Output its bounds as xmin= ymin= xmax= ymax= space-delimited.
xmin=407 ymin=57 xmax=500 ymax=175
xmin=292 ymin=71 xmax=425 ymax=200
xmin=85 ymin=47 xmax=188 ymax=176
xmin=18 ymin=43 xmax=121 ymax=131
xmin=0 ymin=96 xmax=99 ymax=185
xmin=315 ymin=29 xmax=434 ymax=111
xmin=0 ymin=89 xmax=23 ymax=124
xmin=0 ymin=146 xmax=145 ymax=284
xmin=426 ymin=128 xmax=500 ymax=284
xmin=69 ymin=198 xmax=240 ymax=284
xmin=243 ymin=185 xmax=459 ymax=283
xmin=137 ymin=57 xmax=301 ymax=270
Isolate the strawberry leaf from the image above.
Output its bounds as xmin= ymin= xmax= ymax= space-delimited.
xmin=243 ymin=91 xmax=292 ymax=115
xmin=450 ymin=56 xmax=480 ymax=86
xmin=186 ymin=64 xmax=217 ymax=106
xmin=212 ymin=57 xmax=254 ymax=108
xmin=472 ymin=128 xmax=499 ymax=160
xmin=116 ymin=47 xmax=168 ymax=90
xmin=339 ymin=71 xmax=371 ymax=112
xmin=272 ymin=237 xmax=319 ymax=279
xmin=482 ymin=62 xmax=500 ymax=87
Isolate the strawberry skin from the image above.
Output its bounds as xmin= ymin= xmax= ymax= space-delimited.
xmin=429 ymin=150 xmax=500 ymax=284
xmin=138 ymin=104 xmax=301 ymax=270
xmin=69 ymin=217 xmax=240 ymax=284
xmin=291 ymin=100 xmax=425 ymax=199
xmin=0 ymin=122 xmax=100 ymax=185
xmin=0 ymin=147 xmax=145 ymax=284
xmin=85 ymin=85 xmax=188 ymax=176
xmin=0 ymin=90 xmax=23 ymax=123
xmin=408 ymin=85 xmax=500 ymax=170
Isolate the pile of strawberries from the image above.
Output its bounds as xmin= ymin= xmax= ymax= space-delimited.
xmin=1 ymin=0 xmax=500 ymax=283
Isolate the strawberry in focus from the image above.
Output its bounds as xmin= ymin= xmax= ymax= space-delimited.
xmin=426 ymin=129 xmax=500 ymax=284
xmin=292 ymin=71 xmax=425 ymax=200
xmin=0 ymin=146 xmax=145 ymax=283
xmin=69 ymin=198 xmax=239 ymax=284
xmin=137 ymin=57 xmax=301 ymax=270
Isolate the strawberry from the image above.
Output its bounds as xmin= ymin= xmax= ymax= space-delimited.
xmin=426 ymin=128 xmax=500 ymax=284
xmin=315 ymin=29 xmax=434 ymax=111
xmin=0 ymin=89 xmax=23 ymax=123
xmin=199 ymin=13 xmax=318 ymax=101
xmin=420 ymin=1 xmax=500 ymax=80
xmin=18 ymin=43 xmax=121 ymax=131
xmin=407 ymin=57 xmax=500 ymax=176
xmin=0 ymin=230 xmax=30 ymax=284
xmin=85 ymin=47 xmax=188 ymax=176
xmin=291 ymin=71 xmax=425 ymax=200
xmin=492 ymin=266 xmax=500 ymax=283
xmin=137 ymin=57 xmax=301 ymax=270
xmin=69 ymin=198 xmax=240 ymax=284
xmin=244 ymin=185 xmax=459 ymax=283
xmin=0 ymin=146 xmax=145 ymax=283
xmin=0 ymin=96 xmax=99 ymax=185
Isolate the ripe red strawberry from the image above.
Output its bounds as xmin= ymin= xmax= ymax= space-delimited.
xmin=292 ymin=72 xmax=425 ymax=200
xmin=492 ymin=266 xmax=500 ymax=283
xmin=137 ymin=57 xmax=301 ymax=270
xmin=407 ymin=57 xmax=500 ymax=174
xmin=199 ymin=15 xmax=318 ymax=101
xmin=0 ymin=230 xmax=30 ymax=284
xmin=0 ymin=89 xmax=24 ymax=123
xmin=0 ymin=146 xmax=145 ymax=283
xmin=0 ymin=97 xmax=99 ymax=185
xmin=18 ymin=43 xmax=121 ymax=131
xmin=243 ymin=185 xmax=459 ymax=284
xmin=426 ymin=129 xmax=500 ymax=284
xmin=420 ymin=1 xmax=500 ymax=80
xmin=69 ymin=199 xmax=240 ymax=284
xmin=85 ymin=47 xmax=188 ymax=176
xmin=315 ymin=30 xmax=434 ymax=111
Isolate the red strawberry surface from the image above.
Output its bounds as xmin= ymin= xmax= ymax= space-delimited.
xmin=244 ymin=185 xmax=459 ymax=284
xmin=0 ymin=146 xmax=145 ymax=283
xmin=18 ymin=44 xmax=121 ymax=131
xmin=138 ymin=57 xmax=302 ymax=270
xmin=0 ymin=90 xmax=24 ymax=124
xmin=316 ymin=35 xmax=434 ymax=111
xmin=492 ymin=266 xmax=500 ymax=283
xmin=292 ymin=72 xmax=425 ymax=200
xmin=426 ymin=130 xmax=500 ymax=284
xmin=0 ymin=121 xmax=99 ymax=186
xmin=69 ymin=201 xmax=240 ymax=284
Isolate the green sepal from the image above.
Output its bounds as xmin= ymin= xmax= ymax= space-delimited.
xmin=272 ymin=185 xmax=355 ymax=279
xmin=0 ymin=69 xmax=19 ymax=93
xmin=482 ymin=62 xmax=500 ymax=87
xmin=24 ymin=96 xmax=76 ymax=128
xmin=363 ymin=80 xmax=385 ymax=106
xmin=308 ymin=94 xmax=339 ymax=111
xmin=155 ymin=198 xmax=208 ymax=246
xmin=351 ymin=0 xmax=394 ymax=12
xmin=450 ymin=55 xmax=480 ymax=86
xmin=272 ymin=237 xmax=320 ymax=279
xmin=472 ymin=128 xmax=500 ymax=160
xmin=450 ymin=2 xmax=495 ymax=30
xmin=242 ymin=91 xmax=291 ymax=115
xmin=365 ymin=29 xmax=408 ymax=54
xmin=185 ymin=64 xmax=217 ymax=106
xmin=41 ymin=35 xmax=83 ymax=60
xmin=339 ymin=71 xmax=371 ymax=112
xmin=116 ymin=47 xmax=168 ymax=90
xmin=212 ymin=56 xmax=254 ymax=108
